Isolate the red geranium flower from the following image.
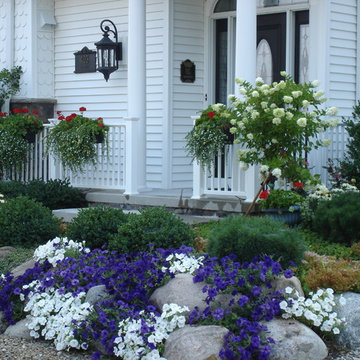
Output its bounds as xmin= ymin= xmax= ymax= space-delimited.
xmin=58 ymin=115 xmax=65 ymax=121
xmin=98 ymin=122 xmax=104 ymax=127
xmin=13 ymin=108 xmax=21 ymax=114
xmin=79 ymin=107 xmax=86 ymax=112
xmin=56 ymin=110 xmax=62 ymax=115
xmin=33 ymin=110 xmax=39 ymax=114
xmin=207 ymin=111 xmax=215 ymax=118
xmin=70 ymin=113 xmax=77 ymax=119
xmin=65 ymin=116 xmax=72 ymax=122
xmin=259 ymin=190 xmax=269 ymax=199
xmin=21 ymin=108 xmax=29 ymax=113
xmin=293 ymin=182 xmax=303 ymax=188
xmin=0 ymin=113 xmax=5 ymax=117
xmin=97 ymin=117 xmax=103 ymax=121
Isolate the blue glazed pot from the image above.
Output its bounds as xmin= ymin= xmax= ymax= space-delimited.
xmin=261 ymin=206 xmax=301 ymax=226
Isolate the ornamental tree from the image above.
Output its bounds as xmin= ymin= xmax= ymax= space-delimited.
xmin=228 ymin=72 xmax=339 ymax=184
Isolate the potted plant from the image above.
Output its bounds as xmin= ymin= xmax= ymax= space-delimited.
xmin=46 ymin=107 xmax=109 ymax=172
xmin=0 ymin=108 xmax=43 ymax=177
xmin=258 ymin=188 xmax=305 ymax=225
xmin=185 ymin=103 xmax=234 ymax=168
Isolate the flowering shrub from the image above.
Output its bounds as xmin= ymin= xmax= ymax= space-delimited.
xmin=228 ymin=73 xmax=338 ymax=184
xmin=185 ymin=104 xmax=233 ymax=168
xmin=258 ymin=189 xmax=305 ymax=211
xmin=280 ymin=287 xmax=346 ymax=336
xmin=46 ymin=107 xmax=109 ymax=172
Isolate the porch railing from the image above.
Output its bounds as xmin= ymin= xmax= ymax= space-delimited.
xmin=3 ymin=123 xmax=127 ymax=191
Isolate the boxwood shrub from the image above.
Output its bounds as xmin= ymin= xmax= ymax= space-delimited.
xmin=0 ymin=196 xmax=60 ymax=248
xmin=206 ymin=215 xmax=306 ymax=268
xmin=109 ymin=207 xmax=195 ymax=253
xmin=66 ymin=206 xmax=128 ymax=250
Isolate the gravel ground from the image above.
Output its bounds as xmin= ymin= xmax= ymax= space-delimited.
xmin=0 ymin=335 xmax=358 ymax=360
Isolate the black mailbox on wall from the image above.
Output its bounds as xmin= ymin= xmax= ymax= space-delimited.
xmin=74 ymin=46 xmax=97 ymax=73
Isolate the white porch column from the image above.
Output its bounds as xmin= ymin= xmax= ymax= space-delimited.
xmin=235 ymin=0 xmax=258 ymax=201
xmin=124 ymin=0 xmax=146 ymax=195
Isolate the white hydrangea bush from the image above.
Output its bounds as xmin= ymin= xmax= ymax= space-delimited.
xmin=161 ymin=253 xmax=204 ymax=275
xmin=22 ymin=280 xmax=92 ymax=351
xmin=280 ymin=287 xmax=346 ymax=335
xmin=33 ymin=237 xmax=90 ymax=266
xmin=113 ymin=303 xmax=188 ymax=360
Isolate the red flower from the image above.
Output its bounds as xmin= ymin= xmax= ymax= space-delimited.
xmin=259 ymin=190 xmax=269 ymax=199
xmin=58 ymin=115 xmax=65 ymax=121
xmin=32 ymin=110 xmax=39 ymax=114
xmin=97 ymin=117 xmax=103 ymax=121
xmin=56 ymin=110 xmax=62 ymax=115
xmin=79 ymin=107 xmax=86 ymax=112
xmin=293 ymin=182 xmax=303 ymax=188
xmin=207 ymin=111 xmax=215 ymax=118
xmin=21 ymin=108 xmax=29 ymax=113
xmin=0 ymin=113 xmax=5 ymax=117
xmin=98 ymin=122 xmax=104 ymax=127
xmin=13 ymin=108 xmax=21 ymax=114
xmin=65 ymin=116 xmax=72 ymax=122
xmin=70 ymin=113 xmax=77 ymax=118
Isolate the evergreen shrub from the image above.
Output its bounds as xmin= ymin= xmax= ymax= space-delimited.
xmin=0 ymin=196 xmax=60 ymax=247
xmin=109 ymin=207 xmax=195 ymax=253
xmin=206 ymin=215 xmax=306 ymax=268
xmin=66 ymin=206 xmax=128 ymax=250
xmin=312 ymin=192 xmax=360 ymax=245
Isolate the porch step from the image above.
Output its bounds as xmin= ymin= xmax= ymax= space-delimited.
xmin=84 ymin=188 xmax=250 ymax=216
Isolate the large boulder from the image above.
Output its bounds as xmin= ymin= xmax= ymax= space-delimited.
xmin=4 ymin=318 xmax=32 ymax=340
xmin=271 ymin=275 xmax=304 ymax=298
xmin=163 ymin=325 xmax=228 ymax=360
xmin=334 ymin=292 xmax=360 ymax=349
xmin=85 ymin=285 xmax=109 ymax=306
xmin=11 ymin=259 xmax=36 ymax=278
xmin=150 ymin=274 xmax=207 ymax=315
xmin=266 ymin=319 xmax=328 ymax=360
xmin=150 ymin=274 xmax=234 ymax=316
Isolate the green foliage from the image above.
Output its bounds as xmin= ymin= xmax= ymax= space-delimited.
xmin=109 ymin=207 xmax=195 ymax=254
xmin=0 ymin=247 xmax=34 ymax=275
xmin=66 ymin=206 xmax=128 ymax=250
xmin=0 ymin=196 xmax=60 ymax=248
xmin=338 ymin=101 xmax=360 ymax=185
xmin=0 ymin=179 xmax=87 ymax=210
xmin=193 ymin=220 xmax=220 ymax=239
xmin=313 ymin=192 xmax=360 ymax=245
xmin=301 ymin=229 xmax=359 ymax=260
xmin=0 ymin=66 xmax=22 ymax=111
xmin=258 ymin=189 xmax=305 ymax=209
xmin=46 ymin=109 xmax=109 ymax=172
xmin=206 ymin=215 xmax=306 ymax=268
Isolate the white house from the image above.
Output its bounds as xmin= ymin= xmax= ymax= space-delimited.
xmin=0 ymin=0 xmax=358 ymax=212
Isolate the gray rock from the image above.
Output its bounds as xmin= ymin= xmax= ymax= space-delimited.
xmin=163 ymin=325 xmax=228 ymax=360
xmin=334 ymin=292 xmax=360 ymax=349
xmin=0 ymin=246 xmax=16 ymax=260
xmin=271 ymin=275 xmax=304 ymax=298
xmin=11 ymin=259 xmax=36 ymax=278
xmin=85 ymin=285 xmax=109 ymax=306
xmin=266 ymin=318 xmax=328 ymax=360
xmin=4 ymin=318 xmax=32 ymax=340
xmin=150 ymin=274 xmax=208 ymax=315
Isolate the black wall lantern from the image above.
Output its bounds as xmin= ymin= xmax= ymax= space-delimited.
xmin=94 ymin=19 xmax=122 ymax=81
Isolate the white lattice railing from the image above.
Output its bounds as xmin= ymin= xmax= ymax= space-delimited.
xmin=192 ymin=123 xmax=349 ymax=200
xmin=3 ymin=123 xmax=127 ymax=191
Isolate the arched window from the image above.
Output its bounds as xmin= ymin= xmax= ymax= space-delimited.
xmin=214 ymin=0 xmax=236 ymax=13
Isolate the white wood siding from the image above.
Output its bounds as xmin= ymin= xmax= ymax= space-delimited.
xmin=328 ymin=0 xmax=357 ymax=116
xmin=54 ymin=0 xmax=128 ymax=121
xmin=146 ymin=0 xmax=168 ymax=188
xmin=171 ymin=0 xmax=204 ymax=188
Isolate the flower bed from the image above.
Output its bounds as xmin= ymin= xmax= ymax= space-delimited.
xmin=0 ymin=237 xmax=347 ymax=360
